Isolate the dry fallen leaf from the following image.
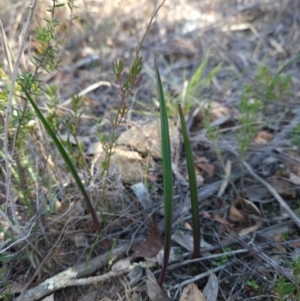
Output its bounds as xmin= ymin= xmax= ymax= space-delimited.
xmin=203 ymin=273 xmax=219 ymax=301
xmin=132 ymin=217 xmax=162 ymax=259
xmin=172 ymin=229 xmax=213 ymax=252
xmin=146 ymin=269 xmax=172 ymax=301
xmin=289 ymin=172 xmax=300 ymax=185
xmin=253 ymin=130 xmax=274 ymax=144
xmin=213 ymin=212 xmax=233 ymax=228
xmin=195 ymin=156 xmax=215 ymax=177
xmin=183 ymin=222 xmax=192 ymax=230
xmin=229 ymin=201 xmax=245 ymax=222
xmin=179 ymin=283 xmax=206 ymax=301
xmin=267 ymin=176 xmax=297 ymax=198
xmin=216 ymin=197 xmax=262 ymax=237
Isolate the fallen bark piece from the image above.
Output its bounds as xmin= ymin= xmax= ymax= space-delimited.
xmin=15 ymin=245 xmax=129 ymax=301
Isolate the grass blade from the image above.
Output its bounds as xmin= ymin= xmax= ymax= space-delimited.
xmin=186 ymin=51 xmax=210 ymax=105
xmin=178 ymin=104 xmax=201 ymax=258
xmin=154 ymin=59 xmax=173 ymax=287
xmin=20 ymin=84 xmax=102 ymax=234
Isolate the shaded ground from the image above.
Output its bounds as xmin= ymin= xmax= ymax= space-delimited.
xmin=1 ymin=0 xmax=300 ymax=300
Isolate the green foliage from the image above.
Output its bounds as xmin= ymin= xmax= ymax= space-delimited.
xmin=247 ymin=280 xmax=260 ymax=290
xmin=291 ymin=123 xmax=300 ymax=149
xmin=275 ymin=276 xmax=295 ymax=301
xmin=254 ymin=65 xmax=292 ymax=103
xmin=61 ymin=95 xmax=91 ymax=174
xmin=185 ymin=52 xmax=222 ymax=110
xmin=201 ymin=104 xmax=220 ymax=142
xmin=274 ymin=256 xmax=300 ymax=301
xmin=212 ymin=247 xmax=232 ymax=266
xmin=1 ymin=1 xmax=103 ymax=234
xmin=155 ymin=59 xmax=173 ymax=287
xmin=236 ymin=86 xmax=262 ymax=155
xmin=98 ymin=53 xmax=143 ymax=195
xmin=20 ymin=79 xmax=102 ymax=233
xmin=33 ymin=16 xmax=65 ymax=72
xmin=0 ymin=260 xmax=13 ymax=301
xmin=178 ymin=104 xmax=201 ymax=259
xmin=236 ymin=63 xmax=294 ymax=157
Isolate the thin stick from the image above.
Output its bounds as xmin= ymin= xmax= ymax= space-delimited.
xmin=171 ymin=259 xmax=238 ymax=289
xmin=243 ymin=161 xmax=300 ymax=229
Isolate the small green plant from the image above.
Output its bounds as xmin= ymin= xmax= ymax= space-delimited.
xmin=96 ymin=1 xmax=166 ymax=197
xmin=155 ymin=62 xmax=203 ymax=286
xmin=99 ymin=55 xmax=143 ymax=188
xmin=291 ymin=123 xmax=300 ymax=150
xmin=61 ymin=95 xmax=92 ymax=177
xmin=1 ymin=0 xmax=80 ymax=237
xmin=275 ymin=276 xmax=295 ymax=301
xmin=236 ymin=62 xmax=294 ymax=159
xmin=236 ymin=86 xmax=261 ymax=157
xmin=254 ymin=64 xmax=292 ymax=103
xmin=185 ymin=51 xmax=222 ymax=111
xmin=212 ymin=247 xmax=232 ymax=267
xmin=247 ymin=280 xmax=260 ymax=290
xmin=20 ymin=77 xmax=102 ymax=233
xmin=273 ymin=256 xmax=300 ymax=301
xmin=0 ymin=257 xmax=13 ymax=301
xmin=292 ymin=256 xmax=300 ymax=300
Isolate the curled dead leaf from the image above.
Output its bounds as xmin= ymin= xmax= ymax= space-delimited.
xmin=229 ymin=202 xmax=245 ymax=222
xmin=215 ymin=197 xmax=262 ymax=236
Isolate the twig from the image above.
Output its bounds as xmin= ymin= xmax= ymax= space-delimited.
xmin=63 ymin=266 xmax=131 ymax=287
xmin=59 ymin=80 xmax=111 ymax=107
xmin=164 ymin=248 xmax=248 ymax=271
xmin=171 ymin=259 xmax=239 ymax=289
xmin=243 ymin=161 xmax=300 ymax=229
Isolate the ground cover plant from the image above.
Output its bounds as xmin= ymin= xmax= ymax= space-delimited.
xmin=1 ymin=0 xmax=300 ymax=300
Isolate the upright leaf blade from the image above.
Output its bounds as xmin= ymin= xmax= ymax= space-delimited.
xmin=20 ymin=84 xmax=102 ymax=234
xmin=178 ymin=104 xmax=201 ymax=258
xmin=154 ymin=59 xmax=173 ymax=287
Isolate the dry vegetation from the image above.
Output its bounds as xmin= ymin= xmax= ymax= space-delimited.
xmin=1 ymin=0 xmax=300 ymax=300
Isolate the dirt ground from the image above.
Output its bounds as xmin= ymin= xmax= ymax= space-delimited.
xmin=1 ymin=0 xmax=300 ymax=300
